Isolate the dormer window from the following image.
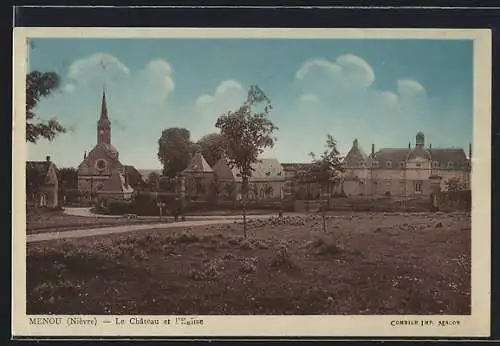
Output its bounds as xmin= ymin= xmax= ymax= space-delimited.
xmin=360 ymin=161 xmax=365 ymax=168
xmin=265 ymin=172 xmax=271 ymax=176
xmin=399 ymin=161 xmax=405 ymax=168
xmin=277 ymin=172 xmax=282 ymax=176
xmin=447 ymin=161 xmax=454 ymax=169
xmin=372 ymin=160 xmax=379 ymax=168
xmin=386 ymin=160 xmax=392 ymax=168
xmin=432 ymin=161 xmax=439 ymax=168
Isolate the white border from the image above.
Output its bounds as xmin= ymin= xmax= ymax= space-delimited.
xmin=12 ymin=27 xmax=492 ymax=338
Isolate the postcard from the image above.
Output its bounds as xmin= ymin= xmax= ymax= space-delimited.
xmin=12 ymin=27 xmax=491 ymax=338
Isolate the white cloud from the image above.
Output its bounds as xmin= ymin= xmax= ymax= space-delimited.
xmin=299 ymin=93 xmax=319 ymax=102
xmin=190 ymin=80 xmax=248 ymax=139
xmin=397 ymin=79 xmax=426 ymax=99
xmin=196 ymin=80 xmax=246 ymax=111
xmin=63 ymin=83 xmax=76 ymax=93
xmin=67 ymin=52 xmax=130 ymax=85
xmin=295 ymin=54 xmax=375 ymax=90
xmin=137 ymin=59 xmax=175 ymax=104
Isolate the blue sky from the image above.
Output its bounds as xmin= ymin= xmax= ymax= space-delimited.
xmin=27 ymin=38 xmax=473 ymax=169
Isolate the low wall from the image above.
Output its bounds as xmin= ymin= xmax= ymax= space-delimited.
xmin=293 ymin=196 xmax=434 ymax=212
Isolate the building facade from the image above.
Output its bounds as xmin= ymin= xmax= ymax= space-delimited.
xmin=77 ymin=90 xmax=143 ymax=200
xmin=341 ymin=132 xmax=471 ymax=198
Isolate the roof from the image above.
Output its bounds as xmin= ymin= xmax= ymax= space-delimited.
xmin=101 ymin=143 xmax=119 ymax=160
xmin=281 ymin=163 xmax=315 ymax=172
xmin=343 ymin=139 xmax=369 ymax=167
xmin=368 ymin=147 xmax=468 ymax=169
xmin=234 ymin=158 xmax=285 ymax=181
xmin=99 ymin=170 xmax=134 ymax=194
xmin=183 ymin=152 xmax=214 ymax=174
xmin=123 ymin=165 xmax=145 ymax=188
xmin=428 ymin=148 xmax=468 ymax=168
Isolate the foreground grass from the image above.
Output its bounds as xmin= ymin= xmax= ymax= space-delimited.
xmin=27 ymin=212 xmax=471 ymax=315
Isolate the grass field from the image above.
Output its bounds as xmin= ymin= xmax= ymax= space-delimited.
xmin=27 ymin=211 xmax=471 ymax=315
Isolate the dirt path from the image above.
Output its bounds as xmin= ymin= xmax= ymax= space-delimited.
xmin=27 ymin=214 xmax=276 ymax=243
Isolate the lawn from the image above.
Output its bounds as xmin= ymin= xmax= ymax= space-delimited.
xmin=26 ymin=211 xmax=471 ymax=315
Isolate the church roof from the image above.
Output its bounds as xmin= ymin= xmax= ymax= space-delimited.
xmin=99 ymin=170 xmax=134 ymax=194
xmin=183 ymin=152 xmax=214 ymax=173
xmin=123 ymin=165 xmax=145 ymax=188
xmin=372 ymin=148 xmax=411 ymax=165
xmin=101 ymin=143 xmax=119 ymax=159
xmin=371 ymin=147 xmax=468 ymax=169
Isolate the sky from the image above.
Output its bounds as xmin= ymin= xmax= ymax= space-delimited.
xmin=27 ymin=38 xmax=473 ymax=169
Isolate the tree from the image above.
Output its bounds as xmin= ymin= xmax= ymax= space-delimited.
xmin=146 ymin=172 xmax=160 ymax=191
xmin=215 ymin=85 xmax=278 ymax=238
xmin=26 ymin=71 xmax=66 ymax=143
xmin=308 ymin=134 xmax=344 ymax=232
xmin=197 ymin=132 xmax=227 ymax=167
xmin=445 ymin=177 xmax=466 ymax=191
xmin=157 ymin=127 xmax=194 ymax=178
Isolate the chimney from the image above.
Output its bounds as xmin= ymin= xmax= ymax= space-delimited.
xmin=429 ymin=143 xmax=432 ymax=150
xmin=371 ymin=143 xmax=375 ymax=157
xmin=46 ymin=155 xmax=51 ymax=162
xmin=469 ymin=142 xmax=472 ymax=159
xmin=353 ymin=139 xmax=358 ymax=148
xmin=408 ymin=142 xmax=411 ymax=149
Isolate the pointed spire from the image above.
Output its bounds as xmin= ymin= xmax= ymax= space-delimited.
xmin=84 ymin=151 xmax=87 ymax=160
xmin=100 ymin=89 xmax=108 ymax=120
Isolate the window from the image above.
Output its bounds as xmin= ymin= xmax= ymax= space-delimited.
xmin=432 ymin=161 xmax=439 ymax=168
xmin=399 ymin=161 xmax=405 ymax=168
xmin=265 ymin=171 xmax=271 ymax=176
xmin=386 ymin=160 xmax=392 ymax=168
xmin=277 ymin=172 xmax=282 ymax=176
xmin=415 ymin=182 xmax=423 ymax=193
xmin=447 ymin=161 xmax=454 ymax=169
xmin=416 ymin=163 xmax=421 ymax=168
xmin=95 ymin=159 xmax=107 ymax=171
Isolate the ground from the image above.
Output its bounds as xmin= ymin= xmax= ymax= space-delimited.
xmin=26 ymin=211 xmax=471 ymax=315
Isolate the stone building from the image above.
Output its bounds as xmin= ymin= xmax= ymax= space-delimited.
xmin=180 ymin=153 xmax=287 ymax=201
xmin=26 ymin=156 xmax=59 ymax=208
xmin=77 ymin=90 xmax=143 ymax=200
xmin=341 ymin=132 xmax=471 ymax=198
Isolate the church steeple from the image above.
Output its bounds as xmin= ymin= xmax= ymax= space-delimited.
xmin=100 ymin=89 xmax=108 ymax=120
xmin=97 ymin=89 xmax=111 ymax=145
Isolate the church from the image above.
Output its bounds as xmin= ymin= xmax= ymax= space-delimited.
xmin=77 ymin=90 xmax=143 ymax=200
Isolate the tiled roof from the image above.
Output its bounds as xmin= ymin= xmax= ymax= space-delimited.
xmin=372 ymin=148 xmax=412 ymax=166
xmin=428 ymin=148 xmax=468 ymax=169
xmin=183 ymin=152 xmax=214 ymax=173
xmin=370 ymin=147 xmax=468 ymax=169
xmin=233 ymin=158 xmax=285 ymax=181
xmin=99 ymin=170 xmax=134 ymax=193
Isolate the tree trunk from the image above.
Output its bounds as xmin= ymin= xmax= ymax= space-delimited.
xmin=321 ymin=186 xmax=326 ymax=233
xmin=242 ymin=177 xmax=248 ymax=239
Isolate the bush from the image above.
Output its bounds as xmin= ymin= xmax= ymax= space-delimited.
xmin=107 ymin=199 xmax=132 ymax=215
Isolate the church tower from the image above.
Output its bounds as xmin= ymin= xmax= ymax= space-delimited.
xmin=97 ymin=90 xmax=111 ymax=145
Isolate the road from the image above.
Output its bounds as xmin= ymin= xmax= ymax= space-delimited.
xmin=27 ymin=211 xmax=277 ymax=243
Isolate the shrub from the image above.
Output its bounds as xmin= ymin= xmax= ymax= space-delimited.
xmin=107 ymin=199 xmax=132 ymax=215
